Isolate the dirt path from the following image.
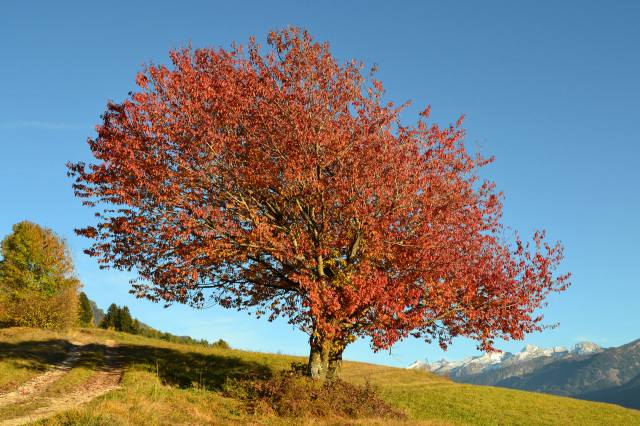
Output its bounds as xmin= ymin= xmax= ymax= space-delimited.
xmin=0 ymin=339 xmax=125 ymax=425
xmin=0 ymin=343 xmax=84 ymax=409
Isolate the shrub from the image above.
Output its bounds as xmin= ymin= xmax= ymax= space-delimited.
xmin=2 ymin=286 xmax=78 ymax=330
xmin=222 ymin=363 xmax=405 ymax=420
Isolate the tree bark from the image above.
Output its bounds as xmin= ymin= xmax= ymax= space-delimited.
xmin=326 ymin=345 xmax=344 ymax=381
xmin=307 ymin=339 xmax=331 ymax=381
xmin=308 ymin=337 xmax=344 ymax=381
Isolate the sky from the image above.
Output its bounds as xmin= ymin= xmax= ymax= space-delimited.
xmin=1 ymin=1 xmax=639 ymax=368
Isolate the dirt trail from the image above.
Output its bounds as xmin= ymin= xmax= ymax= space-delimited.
xmin=0 ymin=339 xmax=125 ymax=425
xmin=0 ymin=343 xmax=84 ymax=409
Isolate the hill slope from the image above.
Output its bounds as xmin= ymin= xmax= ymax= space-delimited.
xmin=1 ymin=327 xmax=639 ymax=424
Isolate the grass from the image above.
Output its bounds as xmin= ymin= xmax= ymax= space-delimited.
xmin=0 ymin=327 xmax=71 ymax=392
xmin=1 ymin=327 xmax=639 ymax=425
xmin=43 ymin=343 xmax=106 ymax=396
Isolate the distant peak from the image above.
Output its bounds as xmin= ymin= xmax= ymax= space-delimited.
xmin=570 ymin=341 xmax=603 ymax=355
xmin=522 ymin=344 xmax=541 ymax=352
xmin=406 ymin=360 xmax=428 ymax=370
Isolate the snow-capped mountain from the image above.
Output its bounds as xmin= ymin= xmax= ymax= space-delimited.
xmin=406 ymin=360 xmax=428 ymax=370
xmin=407 ymin=341 xmax=603 ymax=376
xmin=570 ymin=341 xmax=603 ymax=356
xmin=406 ymin=339 xmax=640 ymax=411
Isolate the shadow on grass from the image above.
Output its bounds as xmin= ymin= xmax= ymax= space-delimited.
xmin=74 ymin=343 xmax=108 ymax=370
xmin=118 ymin=343 xmax=273 ymax=390
xmin=0 ymin=338 xmax=71 ymax=373
xmin=0 ymin=338 xmax=273 ymax=392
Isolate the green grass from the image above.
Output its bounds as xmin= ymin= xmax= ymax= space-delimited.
xmin=0 ymin=327 xmax=71 ymax=392
xmin=1 ymin=327 xmax=639 ymax=425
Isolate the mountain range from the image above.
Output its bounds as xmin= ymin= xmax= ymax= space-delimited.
xmin=407 ymin=339 xmax=640 ymax=411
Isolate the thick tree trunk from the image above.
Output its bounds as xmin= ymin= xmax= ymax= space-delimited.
xmin=308 ymin=340 xmax=331 ymax=381
xmin=326 ymin=345 xmax=344 ymax=381
xmin=308 ymin=338 xmax=344 ymax=381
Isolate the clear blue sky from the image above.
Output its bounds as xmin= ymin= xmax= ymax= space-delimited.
xmin=1 ymin=1 xmax=638 ymax=367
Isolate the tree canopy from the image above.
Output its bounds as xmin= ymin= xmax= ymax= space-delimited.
xmin=68 ymin=27 xmax=570 ymax=380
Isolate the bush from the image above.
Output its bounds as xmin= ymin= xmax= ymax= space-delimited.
xmin=222 ymin=363 xmax=405 ymax=420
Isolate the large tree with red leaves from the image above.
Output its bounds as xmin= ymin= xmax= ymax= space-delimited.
xmin=68 ymin=28 xmax=570 ymax=381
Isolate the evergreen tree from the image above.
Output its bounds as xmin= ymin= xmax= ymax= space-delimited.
xmin=98 ymin=303 xmax=140 ymax=334
xmin=99 ymin=303 xmax=119 ymax=329
xmin=131 ymin=318 xmax=141 ymax=334
xmin=116 ymin=306 xmax=134 ymax=333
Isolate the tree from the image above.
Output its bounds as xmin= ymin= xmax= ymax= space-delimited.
xmin=99 ymin=303 xmax=138 ymax=333
xmin=0 ymin=221 xmax=80 ymax=329
xmin=78 ymin=291 xmax=94 ymax=326
xmin=131 ymin=318 xmax=141 ymax=334
xmin=68 ymin=28 xmax=570 ymax=381
xmin=116 ymin=305 xmax=134 ymax=333
xmin=99 ymin=303 xmax=118 ymax=329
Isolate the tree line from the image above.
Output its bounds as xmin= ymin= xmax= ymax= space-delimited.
xmin=97 ymin=301 xmax=230 ymax=348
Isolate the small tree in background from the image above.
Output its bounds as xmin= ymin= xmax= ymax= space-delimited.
xmin=69 ymin=28 xmax=570 ymax=381
xmin=0 ymin=221 xmax=80 ymax=329
xmin=78 ymin=291 xmax=94 ymax=327
xmin=116 ymin=305 xmax=134 ymax=333
xmin=99 ymin=303 xmax=139 ymax=333
xmin=132 ymin=318 xmax=141 ymax=334
xmin=99 ymin=303 xmax=119 ymax=329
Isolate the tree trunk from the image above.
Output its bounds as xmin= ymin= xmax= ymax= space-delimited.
xmin=307 ymin=337 xmax=344 ymax=381
xmin=307 ymin=339 xmax=331 ymax=381
xmin=326 ymin=345 xmax=344 ymax=381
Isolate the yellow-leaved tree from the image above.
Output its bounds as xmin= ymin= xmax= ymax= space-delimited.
xmin=0 ymin=221 xmax=80 ymax=329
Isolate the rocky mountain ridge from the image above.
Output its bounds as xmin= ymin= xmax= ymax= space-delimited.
xmin=407 ymin=339 xmax=640 ymax=410
xmin=408 ymin=341 xmax=603 ymax=377
xmin=87 ymin=299 xmax=105 ymax=326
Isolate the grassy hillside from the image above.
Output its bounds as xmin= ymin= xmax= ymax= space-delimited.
xmin=1 ymin=327 xmax=639 ymax=425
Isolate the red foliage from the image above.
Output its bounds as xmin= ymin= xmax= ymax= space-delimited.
xmin=68 ymin=28 xmax=570 ymax=359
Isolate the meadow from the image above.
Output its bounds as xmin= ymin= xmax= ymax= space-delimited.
xmin=1 ymin=327 xmax=639 ymax=425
